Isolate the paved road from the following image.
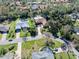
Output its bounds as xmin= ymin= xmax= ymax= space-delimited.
xmin=15 ymin=42 xmax=22 ymax=59
xmin=59 ymin=38 xmax=79 ymax=59
xmin=70 ymin=42 xmax=79 ymax=59
xmin=0 ymin=35 xmax=43 ymax=45
xmin=37 ymin=26 xmax=42 ymax=35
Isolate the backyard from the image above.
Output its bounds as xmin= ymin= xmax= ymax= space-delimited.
xmin=21 ymin=38 xmax=63 ymax=59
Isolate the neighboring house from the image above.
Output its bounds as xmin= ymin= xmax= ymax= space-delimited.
xmin=34 ymin=16 xmax=47 ymax=26
xmin=0 ymin=25 xmax=9 ymax=41
xmin=39 ymin=3 xmax=48 ymax=9
xmin=31 ymin=3 xmax=39 ymax=10
xmin=52 ymin=0 xmax=70 ymax=3
xmin=69 ymin=13 xmax=79 ymax=21
xmin=0 ymin=25 xmax=9 ymax=34
xmin=74 ymin=27 xmax=79 ymax=35
xmin=32 ymin=47 xmax=54 ymax=59
xmin=20 ymin=6 xmax=28 ymax=11
xmin=16 ymin=20 xmax=29 ymax=32
xmin=15 ymin=23 xmax=21 ymax=33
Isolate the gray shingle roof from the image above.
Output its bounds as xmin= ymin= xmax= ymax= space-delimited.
xmin=16 ymin=24 xmax=21 ymax=29
xmin=32 ymin=51 xmax=54 ymax=59
xmin=16 ymin=20 xmax=29 ymax=29
xmin=0 ymin=25 xmax=9 ymax=32
xmin=74 ymin=27 xmax=79 ymax=33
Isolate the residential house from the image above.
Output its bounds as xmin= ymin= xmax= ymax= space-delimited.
xmin=34 ymin=16 xmax=47 ymax=26
xmin=31 ymin=3 xmax=39 ymax=10
xmin=32 ymin=47 xmax=54 ymax=59
xmin=0 ymin=25 xmax=9 ymax=34
xmin=16 ymin=20 xmax=29 ymax=33
xmin=0 ymin=24 xmax=9 ymax=41
xmin=69 ymin=13 xmax=79 ymax=21
xmin=74 ymin=27 xmax=79 ymax=35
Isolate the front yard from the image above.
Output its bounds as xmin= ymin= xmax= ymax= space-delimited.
xmin=0 ymin=43 xmax=17 ymax=57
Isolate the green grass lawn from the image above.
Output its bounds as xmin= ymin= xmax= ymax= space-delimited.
xmin=7 ymin=21 xmax=16 ymax=39
xmin=0 ymin=43 xmax=17 ymax=51
xmin=53 ymin=40 xmax=63 ymax=48
xmin=55 ymin=52 xmax=76 ymax=59
xmin=0 ymin=43 xmax=17 ymax=56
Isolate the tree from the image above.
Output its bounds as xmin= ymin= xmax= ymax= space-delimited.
xmin=48 ymin=20 xmax=61 ymax=36
xmin=7 ymin=21 xmax=16 ymax=39
xmin=60 ymin=25 xmax=73 ymax=41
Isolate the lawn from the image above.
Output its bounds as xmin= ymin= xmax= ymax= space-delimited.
xmin=22 ymin=38 xmax=63 ymax=59
xmin=0 ymin=43 xmax=17 ymax=57
xmin=7 ymin=21 xmax=16 ymax=39
xmin=55 ymin=52 xmax=76 ymax=59
xmin=0 ymin=43 xmax=17 ymax=51
xmin=53 ymin=40 xmax=63 ymax=48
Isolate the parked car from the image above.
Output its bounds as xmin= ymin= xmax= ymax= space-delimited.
xmin=8 ymin=39 xmax=13 ymax=42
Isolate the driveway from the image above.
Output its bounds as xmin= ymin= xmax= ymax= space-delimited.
xmin=15 ymin=42 xmax=22 ymax=59
xmin=37 ymin=26 xmax=42 ymax=36
xmin=70 ymin=42 xmax=79 ymax=59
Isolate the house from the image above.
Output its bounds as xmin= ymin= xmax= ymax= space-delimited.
xmin=32 ymin=51 xmax=54 ymax=59
xmin=0 ymin=25 xmax=9 ymax=34
xmin=74 ymin=27 xmax=79 ymax=35
xmin=20 ymin=6 xmax=28 ymax=11
xmin=15 ymin=23 xmax=21 ymax=33
xmin=52 ymin=0 xmax=70 ymax=3
xmin=69 ymin=13 xmax=79 ymax=21
xmin=34 ymin=16 xmax=47 ymax=26
xmin=16 ymin=20 xmax=29 ymax=32
xmin=31 ymin=3 xmax=39 ymax=10
xmin=32 ymin=47 xmax=54 ymax=59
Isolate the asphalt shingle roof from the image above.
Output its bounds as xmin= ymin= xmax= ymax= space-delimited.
xmin=16 ymin=20 xmax=29 ymax=29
